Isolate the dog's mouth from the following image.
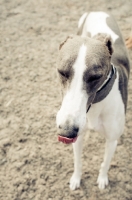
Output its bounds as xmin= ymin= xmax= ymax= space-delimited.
xmin=58 ymin=135 xmax=78 ymax=144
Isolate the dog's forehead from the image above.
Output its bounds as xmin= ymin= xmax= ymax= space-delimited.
xmin=58 ymin=36 xmax=108 ymax=71
xmin=58 ymin=37 xmax=83 ymax=69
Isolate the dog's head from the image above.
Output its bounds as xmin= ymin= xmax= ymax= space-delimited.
xmin=56 ymin=34 xmax=113 ymax=143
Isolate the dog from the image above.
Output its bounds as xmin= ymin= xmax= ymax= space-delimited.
xmin=56 ymin=11 xmax=130 ymax=190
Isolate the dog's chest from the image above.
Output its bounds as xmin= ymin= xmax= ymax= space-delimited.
xmin=87 ymin=104 xmax=103 ymax=133
xmin=86 ymin=72 xmax=125 ymax=136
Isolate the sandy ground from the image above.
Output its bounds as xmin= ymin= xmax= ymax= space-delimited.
xmin=0 ymin=0 xmax=132 ymax=199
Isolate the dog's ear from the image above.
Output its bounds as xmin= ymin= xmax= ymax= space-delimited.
xmin=104 ymin=35 xmax=113 ymax=56
xmin=59 ymin=35 xmax=74 ymax=50
xmin=93 ymin=33 xmax=113 ymax=56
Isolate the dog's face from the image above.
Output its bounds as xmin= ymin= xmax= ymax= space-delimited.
xmin=56 ymin=34 xmax=113 ymax=140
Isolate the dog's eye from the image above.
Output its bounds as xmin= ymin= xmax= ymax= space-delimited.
xmin=87 ymin=74 xmax=102 ymax=82
xmin=58 ymin=69 xmax=69 ymax=79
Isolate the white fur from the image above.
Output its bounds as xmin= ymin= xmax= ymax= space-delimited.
xmin=56 ymin=44 xmax=88 ymax=133
xmin=70 ymin=134 xmax=84 ymax=190
xmin=81 ymin=12 xmax=119 ymax=42
xmin=69 ymin=12 xmax=125 ymax=190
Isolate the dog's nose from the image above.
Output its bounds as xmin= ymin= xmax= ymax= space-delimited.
xmin=58 ymin=125 xmax=79 ymax=139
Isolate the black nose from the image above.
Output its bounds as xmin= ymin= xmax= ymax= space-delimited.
xmin=58 ymin=125 xmax=79 ymax=138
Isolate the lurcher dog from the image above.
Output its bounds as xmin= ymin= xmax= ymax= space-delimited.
xmin=56 ymin=11 xmax=130 ymax=190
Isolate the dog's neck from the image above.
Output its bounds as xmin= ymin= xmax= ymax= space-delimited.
xmin=97 ymin=64 xmax=116 ymax=92
xmin=94 ymin=64 xmax=116 ymax=103
xmin=87 ymin=64 xmax=116 ymax=112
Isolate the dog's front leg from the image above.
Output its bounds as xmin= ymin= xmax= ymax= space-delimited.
xmin=97 ymin=140 xmax=117 ymax=189
xmin=70 ymin=134 xmax=84 ymax=190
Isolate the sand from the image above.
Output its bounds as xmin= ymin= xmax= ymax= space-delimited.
xmin=0 ymin=0 xmax=132 ymax=199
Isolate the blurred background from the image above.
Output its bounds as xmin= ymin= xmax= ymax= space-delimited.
xmin=0 ymin=0 xmax=132 ymax=199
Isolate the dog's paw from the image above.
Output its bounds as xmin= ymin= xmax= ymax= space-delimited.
xmin=70 ymin=173 xmax=81 ymax=190
xmin=97 ymin=174 xmax=109 ymax=189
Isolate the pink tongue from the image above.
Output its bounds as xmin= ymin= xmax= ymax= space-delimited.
xmin=58 ymin=135 xmax=77 ymax=144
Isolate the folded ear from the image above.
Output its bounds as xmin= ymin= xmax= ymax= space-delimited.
xmin=59 ymin=35 xmax=74 ymax=50
xmin=104 ymin=35 xmax=113 ymax=55
xmin=93 ymin=33 xmax=114 ymax=56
